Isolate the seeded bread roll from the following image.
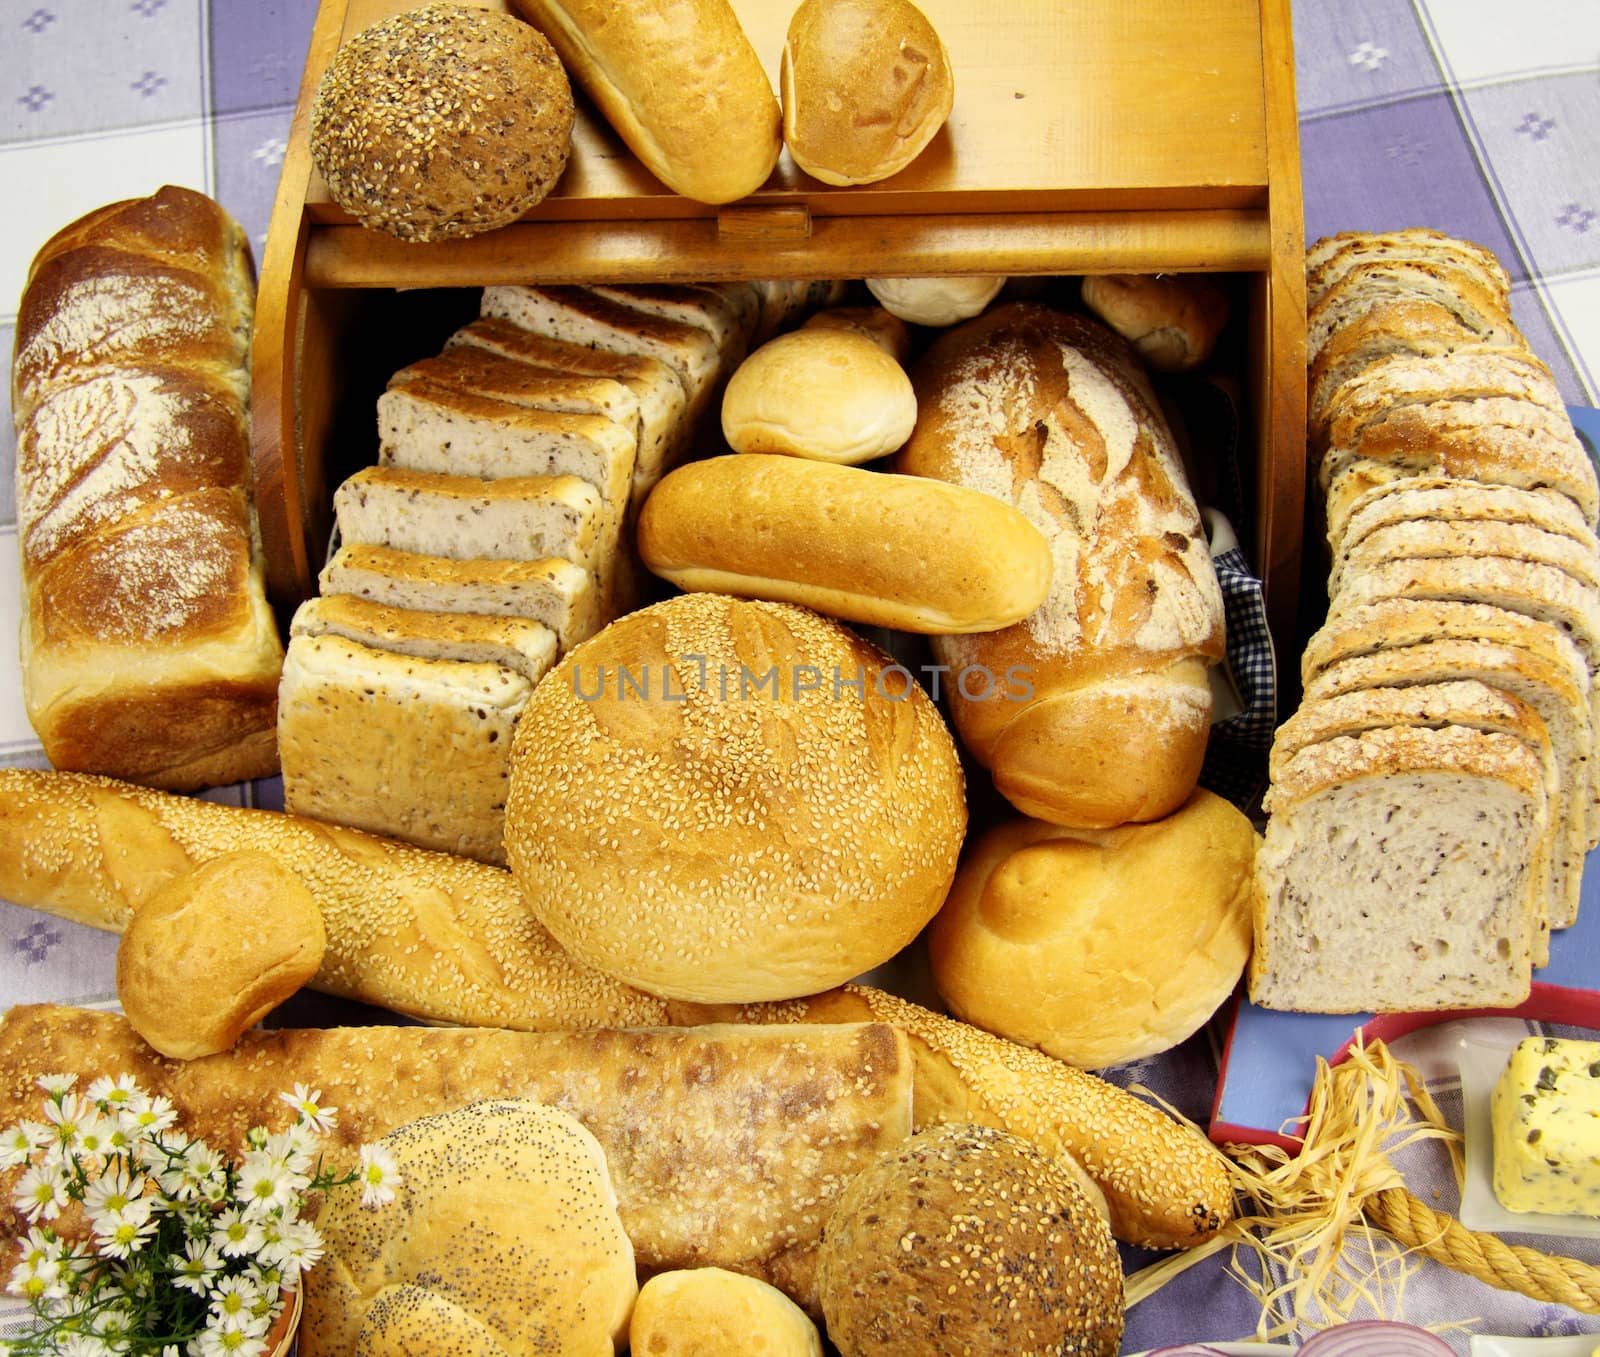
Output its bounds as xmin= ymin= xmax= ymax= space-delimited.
xmin=502 ymin=594 xmax=967 ymax=1003
xmin=310 ymin=4 xmax=575 ymax=241
xmin=12 ymin=186 xmax=282 ymax=791
xmin=781 ymin=0 xmax=954 ymax=186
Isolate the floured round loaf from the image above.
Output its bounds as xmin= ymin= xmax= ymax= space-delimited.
xmin=896 ymin=302 xmax=1225 ymax=828
xmin=502 ymin=593 xmax=967 ymax=1002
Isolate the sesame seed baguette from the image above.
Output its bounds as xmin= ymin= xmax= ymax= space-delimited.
xmin=0 ymin=767 xmax=1233 ymax=1254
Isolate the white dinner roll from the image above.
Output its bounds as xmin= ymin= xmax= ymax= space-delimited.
xmin=303 ymin=1099 xmax=636 ymax=1357
xmin=629 ymin=1268 xmax=823 ymax=1357
xmin=926 ymin=790 xmax=1258 ymax=1069
xmin=865 ymin=275 xmax=1006 ymax=326
xmin=781 ymin=0 xmax=954 ymax=187
xmin=503 ymin=593 xmax=968 ymax=1003
xmin=800 ymin=304 xmax=913 ymax=363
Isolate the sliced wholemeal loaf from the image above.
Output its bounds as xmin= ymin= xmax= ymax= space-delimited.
xmin=446 ymin=316 xmax=687 ymax=493
xmin=1336 ymin=479 xmax=1595 ymax=561
xmin=1250 ymin=725 xmax=1544 ymax=1013
xmin=319 ymin=543 xmax=599 ymax=652
xmin=289 ymin=594 xmax=556 ymax=685
xmin=587 ymin=282 xmax=759 ymax=370
xmin=278 ymin=633 xmax=531 ymax=865
xmin=1269 ymin=679 xmax=1560 ymax=960
xmin=1301 ymin=638 xmax=1589 ymax=929
xmin=333 ymin=465 xmax=606 ymax=571
xmin=1305 ymin=228 xmax=1512 ymax=310
xmin=1330 ymin=518 xmax=1600 ymax=598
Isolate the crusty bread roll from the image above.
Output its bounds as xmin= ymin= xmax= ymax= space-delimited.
xmin=927 ymin=791 xmax=1257 ymax=1069
xmin=502 ymin=594 xmax=967 ymax=1002
xmin=1079 ymin=272 xmax=1232 ymax=372
xmin=816 ymin=1124 xmax=1123 ymax=1357
xmin=896 ymin=302 xmax=1226 ymax=827
xmin=115 ymin=850 xmax=325 ymax=1060
xmin=801 ymin=304 xmax=913 ymax=363
xmin=0 ymin=1007 xmax=914 ymax=1314
xmin=509 ymin=0 xmax=780 ymax=204
xmin=781 ymin=0 xmax=953 ymax=186
xmin=0 ymin=769 xmax=1236 ymax=1252
xmin=720 ymin=328 xmax=917 ymax=463
xmin=629 ymin=1269 xmax=822 ymax=1357
xmin=637 ymin=455 xmax=1053 ymax=633
xmin=306 ymin=1100 xmax=637 ymax=1357
xmin=310 ymin=4 xmax=574 ymax=241
xmin=865 ymin=274 xmax=1005 ymax=326
xmin=11 ymin=186 xmax=283 ymax=792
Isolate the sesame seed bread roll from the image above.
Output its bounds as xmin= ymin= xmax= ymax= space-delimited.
xmin=637 ymin=455 xmax=1053 ymax=633
xmin=896 ymin=302 xmax=1226 ymax=828
xmin=12 ymin=186 xmax=282 ymax=792
xmin=0 ymin=1006 xmax=914 ymax=1317
xmin=502 ymin=594 xmax=968 ymax=1002
xmin=507 ymin=0 xmax=780 ymax=205
xmin=0 ymin=769 xmax=1235 ymax=1252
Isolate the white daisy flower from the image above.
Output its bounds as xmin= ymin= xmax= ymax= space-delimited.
xmin=121 ymin=1092 xmax=179 ymax=1139
xmin=266 ymin=1216 xmax=324 ymax=1276
xmin=83 ymin=1166 xmax=146 ymax=1219
xmin=13 ymin=1161 xmax=70 ymax=1223
xmin=93 ymin=1200 xmax=157 ymax=1259
xmin=235 ymin=1149 xmax=297 ymax=1219
xmin=35 ymin=1073 xmax=77 ymax=1100
xmin=208 ymin=1273 xmax=262 ymax=1324
xmin=85 ymin=1073 xmax=140 ymax=1110
xmin=278 ymin=1083 xmax=338 ymax=1136
xmin=172 ymin=1236 xmax=224 ymax=1296
xmin=42 ymin=1093 xmax=90 ymax=1152
xmin=357 ymin=1143 xmax=402 ymax=1208
xmin=195 ymin=1322 xmax=269 ymax=1357
xmin=0 ymin=1119 xmax=49 ymax=1169
xmin=262 ymin=1129 xmax=315 ymax=1182
xmin=210 ymin=1206 xmax=266 ymax=1259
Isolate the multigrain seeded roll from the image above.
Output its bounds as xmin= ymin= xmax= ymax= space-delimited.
xmin=816 ymin=1123 xmax=1123 ymax=1357
xmin=310 ymin=5 xmax=575 ymax=242
xmin=502 ymin=593 xmax=968 ymax=1003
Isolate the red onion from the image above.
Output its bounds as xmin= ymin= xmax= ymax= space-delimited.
xmin=1298 ymin=1321 xmax=1456 ymax=1357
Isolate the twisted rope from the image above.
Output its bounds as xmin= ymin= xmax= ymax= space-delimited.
xmin=1366 ymin=1185 xmax=1600 ymax=1314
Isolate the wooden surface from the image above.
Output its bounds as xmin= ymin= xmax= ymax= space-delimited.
xmin=251 ymin=0 xmax=1305 ymax=651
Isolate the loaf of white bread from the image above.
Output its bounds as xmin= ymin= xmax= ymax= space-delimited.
xmin=10 ymin=186 xmax=283 ymax=790
xmin=895 ymin=301 xmax=1226 ymax=829
xmin=0 ymin=768 xmax=1233 ymax=1254
xmin=1251 ymin=229 xmax=1600 ymax=1013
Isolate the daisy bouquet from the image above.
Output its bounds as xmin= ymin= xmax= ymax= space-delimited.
xmin=0 ymin=1073 xmax=401 ymax=1357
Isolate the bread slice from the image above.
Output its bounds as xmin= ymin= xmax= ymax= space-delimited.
xmin=288 ymin=595 xmax=556 ymax=686
xmin=333 ymin=465 xmax=606 ymax=571
xmin=1336 ymin=479 xmax=1595 ymax=562
xmin=587 ymin=282 xmax=759 ymax=370
xmin=1269 ymin=679 xmax=1560 ymax=961
xmin=1250 ymin=725 xmax=1544 ymax=1013
xmin=279 ymin=632 xmax=531 ymax=865
xmin=1331 ymin=518 xmax=1600 ymax=598
xmin=446 ymin=316 xmax=687 ymax=493
xmin=1301 ymin=638 xmax=1589 ymax=930
xmin=1305 ymin=228 xmax=1513 ymax=309
xmin=319 ymin=543 xmax=599 ymax=652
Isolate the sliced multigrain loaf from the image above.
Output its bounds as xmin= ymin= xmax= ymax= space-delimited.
xmin=1250 ymin=725 xmax=1545 ymax=1013
xmin=278 ymin=632 xmax=531 ymax=865
xmin=587 ymin=282 xmax=760 ymax=370
xmin=1305 ymin=229 xmax=1512 ymax=310
xmin=1269 ymin=679 xmax=1560 ymax=960
xmin=1331 ymin=518 xmax=1600 ymax=598
xmin=1300 ymin=638 xmax=1589 ymax=930
xmin=479 ymin=284 xmax=723 ymax=426
xmin=1336 ymin=479 xmax=1596 ymax=562
xmin=288 ymin=594 xmax=556 ymax=685
xmin=332 ymin=465 xmax=607 ymax=572
xmin=319 ymin=543 xmax=599 ymax=653
xmin=446 ymin=315 xmax=687 ymax=493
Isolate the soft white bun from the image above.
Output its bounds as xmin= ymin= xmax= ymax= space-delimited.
xmin=781 ymin=0 xmax=954 ymax=186
xmin=801 ymin=305 xmax=913 ymax=363
xmin=502 ymin=593 xmax=967 ymax=1003
xmin=307 ymin=1099 xmax=636 ymax=1357
xmin=927 ymin=790 xmax=1257 ymax=1069
xmin=721 ymin=328 xmax=916 ymax=463
xmin=629 ymin=1269 xmax=822 ymax=1357
xmin=865 ymin=275 xmax=1006 ymax=326
xmin=1079 ymin=273 xmax=1232 ymax=372
xmin=116 ymin=850 xmax=325 ymax=1061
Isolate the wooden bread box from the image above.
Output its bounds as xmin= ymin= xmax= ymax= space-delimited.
xmin=253 ymin=0 xmax=1307 ymax=650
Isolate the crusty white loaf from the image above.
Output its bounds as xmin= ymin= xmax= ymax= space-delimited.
xmin=506 ymin=0 xmax=780 ymax=205
xmin=896 ymin=302 xmax=1226 ymax=828
xmin=11 ymin=186 xmax=282 ymax=791
xmin=637 ymin=454 xmax=1053 ymax=632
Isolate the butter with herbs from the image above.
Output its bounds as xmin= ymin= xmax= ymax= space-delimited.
xmin=1490 ymin=1035 xmax=1600 ymax=1216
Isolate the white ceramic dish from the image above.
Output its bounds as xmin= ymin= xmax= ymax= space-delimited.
xmin=1469 ymin=1336 xmax=1600 ymax=1357
xmin=1455 ymin=1025 xmax=1600 ymax=1239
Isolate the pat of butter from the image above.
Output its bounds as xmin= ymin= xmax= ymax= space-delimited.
xmin=1490 ymin=1035 xmax=1600 ymax=1216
